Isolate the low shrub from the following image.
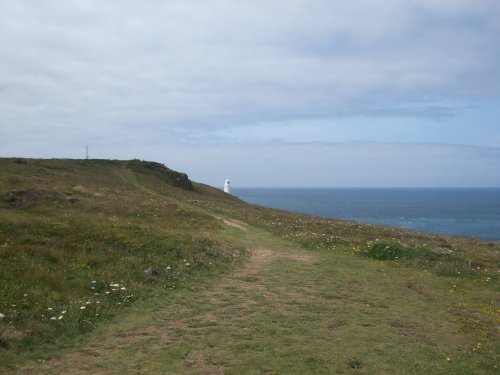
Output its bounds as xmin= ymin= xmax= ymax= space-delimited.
xmin=363 ymin=241 xmax=438 ymax=261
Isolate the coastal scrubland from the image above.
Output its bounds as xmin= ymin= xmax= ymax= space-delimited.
xmin=0 ymin=158 xmax=498 ymax=374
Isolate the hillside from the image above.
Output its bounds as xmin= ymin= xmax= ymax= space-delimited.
xmin=0 ymin=158 xmax=498 ymax=374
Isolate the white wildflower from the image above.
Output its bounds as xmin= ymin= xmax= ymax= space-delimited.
xmin=58 ymin=316 xmax=63 ymax=320
xmin=23 ymin=294 xmax=28 ymax=297
xmin=50 ymin=317 xmax=57 ymax=320
xmin=91 ymin=280 xmax=96 ymax=284
xmin=0 ymin=313 xmax=5 ymax=319
xmin=86 ymin=301 xmax=91 ymax=305
xmin=120 ymin=287 xmax=126 ymax=290
xmin=47 ymin=307 xmax=53 ymax=311
xmin=62 ymin=310 xmax=66 ymax=314
xmin=80 ymin=306 xmax=86 ymax=310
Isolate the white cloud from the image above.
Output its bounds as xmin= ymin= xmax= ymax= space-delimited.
xmin=161 ymin=141 xmax=500 ymax=188
xmin=1 ymin=0 xmax=499 ymax=185
xmin=1 ymin=0 xmax=499 ymax=128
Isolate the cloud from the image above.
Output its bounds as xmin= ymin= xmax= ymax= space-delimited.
xmin=1 ymin=0 xmax=499 ymax=132
xmin=156 ymin=141 xmax=500 ymax=188
xmin=1 ymin=1 xmax=499 ymax=186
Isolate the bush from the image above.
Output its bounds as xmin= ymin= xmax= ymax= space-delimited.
xmin=363 ymin=241 xmax=437 ymax=261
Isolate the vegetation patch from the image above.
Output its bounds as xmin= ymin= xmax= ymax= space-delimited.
xmin=363 ymin=241 xmax=438 ymax=261
xmin=3 ymin=189 xmax=64 ymax=209
xmin=126 ymin=159 xmax=193 ymax=191
xmin=0 ymin=158 xmax=498 ymax=374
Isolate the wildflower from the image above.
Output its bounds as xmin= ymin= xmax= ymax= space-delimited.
xmin=48 ymin=307 xmax=53 ymax=311
xmin=23 ymin=294 xmax=28 ymax=297
xmin=185 ymin=262 xmax=190 ymax=266
xmin=92 ymin=280 xmax=96 ymax=284
xmin=50 ymin=317 xmax=57 ymax=320
xmin=0 ymin=313 xmax=5 ymax=319
xmin=447 ymin=357 xmax=452 ymax=362
xmin=166 ymin=266 xmax=171 ymax=270
xmin=120 ymin=287 xmax=126 ymax=290
xmin=62 ymin=310 xmax=66 ymax=314
xmin=58 ymin=316 xmax=63 ymax=320
xmin=105 ymin=291 xmax=110 ymax=294
xmin=86 ymin=301 xmax=91 ymax=305
xmin=80 ymin=306 xmax=86 ymax=310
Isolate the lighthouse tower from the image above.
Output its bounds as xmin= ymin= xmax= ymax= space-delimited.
xmin=224 ymin=179 xmax=231 ymax=194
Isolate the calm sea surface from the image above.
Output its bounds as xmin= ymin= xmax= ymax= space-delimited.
xmin=232 ymin=188 xmax=500 ymax=241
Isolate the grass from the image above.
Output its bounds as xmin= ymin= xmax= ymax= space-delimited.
xmin=0 ymin=157 xmax=498 ymax=374
xmin=13 ymin=226 xmax=496 ymax=374
xmin=362 ymin=241 xmax=439 ymax=261
xmin=0 ymin=158 xmax=238 ymax=368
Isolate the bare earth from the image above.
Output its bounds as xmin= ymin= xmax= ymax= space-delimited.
xmin=18 ymin=244 xmax=316 ymax=375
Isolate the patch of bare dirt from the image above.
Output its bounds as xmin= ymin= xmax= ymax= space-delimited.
xmin=16 ymin=325 xmax=170 ymax=375
xmin=236 ymin=248 xmax=315 ymax=277
xmin=186 ymin=351 xmax=225 ymax=375
xmin=221 ymin=218 xmax=248 ymax=231
xmin=19 ymin=350 xmax=109 ymax=375
xmin=115 ymin=325 xmax=170 ymax=347
xmin=15 ymin=246 xmax=316 ymax=374
xmin=4 ymin=189 xmax=63 ymax=208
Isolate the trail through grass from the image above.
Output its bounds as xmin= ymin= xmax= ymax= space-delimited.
xmin=14 ymin=225 xmax=498 ymax=375
xmin=0 ymin=158 xmax=497 ymax=374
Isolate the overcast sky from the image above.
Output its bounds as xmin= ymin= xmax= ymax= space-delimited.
xmin=1 ymin=0 xmax=500 ymax=187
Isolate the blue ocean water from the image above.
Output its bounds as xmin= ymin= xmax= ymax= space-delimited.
xmin=232 ymin=188 xmax=500 ymax=241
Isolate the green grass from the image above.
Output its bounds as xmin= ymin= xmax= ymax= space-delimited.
xmin=0 ymin=158 xmax=239 ymax=369
xmin=12 ymin=226 xmax=496 ymax=374
xmin=362 ymin=241 xmax=439 ymax=261
xmin=0 ymin=157 xmax=498 ymax=374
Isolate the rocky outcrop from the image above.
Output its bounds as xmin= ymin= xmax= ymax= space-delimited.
xmin=127 ymin=160 xmax=193 ymax=191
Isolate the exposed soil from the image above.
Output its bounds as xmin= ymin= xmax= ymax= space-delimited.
xmin=15 ymin=246 xmax=316 ymax=374
xmin=186 ymin=351 xmax=225 ymax=375
xmin=4 ymin=189 xmax=63 ymax=208
xmin=221 ymin=218 xmax=248 ymax=231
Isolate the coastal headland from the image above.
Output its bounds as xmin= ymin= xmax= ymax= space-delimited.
xmin=0 ymin=158 xmax=498 ymax=374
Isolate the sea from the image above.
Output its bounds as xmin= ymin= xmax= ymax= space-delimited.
xmin=232 ymin=188 xmax=500 ymax=241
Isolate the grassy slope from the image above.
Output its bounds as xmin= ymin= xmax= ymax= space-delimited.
xmin=0 ymin=158 xmax=498 ymax=374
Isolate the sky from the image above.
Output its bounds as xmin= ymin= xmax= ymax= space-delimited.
xmin=1 ymin=0 xmax=500 ymax=187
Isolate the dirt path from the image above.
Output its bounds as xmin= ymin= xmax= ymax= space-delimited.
xmin=116 ymin=164 xmax=250 ymax=234
xmin=220 ymin=218 xmax=248 ymax=231
xmin=15 ymin=227 xmax=493 ymax=374
xmin=18 ymin=236 xmax=316 ymax=375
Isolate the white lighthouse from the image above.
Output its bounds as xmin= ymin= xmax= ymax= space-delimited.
xmin=224 ymin=179 xmax=231 ymax=194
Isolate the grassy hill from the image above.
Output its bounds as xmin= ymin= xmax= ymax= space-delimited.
xmin=0 ymin=158 xmax=498 ymax=374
